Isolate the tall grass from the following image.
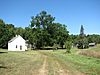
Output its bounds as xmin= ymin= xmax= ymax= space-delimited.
xmin=0 ymin=50 xmax=44 ymax=75
xmin=41 ymin=50 xmax=100 ymax=75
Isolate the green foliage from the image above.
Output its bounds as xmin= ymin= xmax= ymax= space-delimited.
xmin=72 ymin=25 xmax=89 ymax=49
xmin=30 ymin=11 xmax=69 ymax=48
xmin=70 ymin=34 xmax=100 ymax=48
xmin=14 ymin=27 xmax=25 ymax=38
xmin=80 ymin=25 xmax=85 ymax=37
xmin=31 ymin=11 xmax=55 ymax=29
xmin=70 ymin=25 xmax=100 ymax=49
xmin=53 ymin=43 xmax=58 ymax=51
xmin=1 ymin=12 xmax=100 ymax=50
xmin=77 ymin=37 xmax=89 ymax=49
xmin=0 ymin=19 xmax=15 ymax=48
xmin=65 ymin=40 xmax=72 ymax=53
xmin=30 ymin=11 xmax=55 ymax=48
xmin=87 ymin=34 xmax=100 ymax=44
xmin=0 ymin=10 xmax=68 ymax=49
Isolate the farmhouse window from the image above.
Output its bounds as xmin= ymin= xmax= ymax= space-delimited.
xmin=16 ymin=45 xmax=17 ymax=48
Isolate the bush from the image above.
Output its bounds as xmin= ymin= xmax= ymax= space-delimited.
xmin=77 ymin=38 xmax=89 ymax=49
xmin=65 ymin=41 xmax=72 ymax=53
xmin=53 ymin=43 xmax=58 ymax=51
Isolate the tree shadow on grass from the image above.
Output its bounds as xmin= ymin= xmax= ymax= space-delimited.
xmin=0 ymin=52 xmax=8 ymax=54
xmin=0 ymin=66 xmax=7 ymax=69
xmin=34 ymin=47 xmax=66 ymax=50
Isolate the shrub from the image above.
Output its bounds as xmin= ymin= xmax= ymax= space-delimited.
xmin=65 ymin=41 xmax=72 ymax=53
xmin=53 ymin=43 xmax=58 ymax=51
xmin=77 ymin=38 xmax=89 ymax=49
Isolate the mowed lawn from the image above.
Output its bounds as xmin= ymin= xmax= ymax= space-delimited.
xmin=0 ymin=45 xmax=100 ymax=75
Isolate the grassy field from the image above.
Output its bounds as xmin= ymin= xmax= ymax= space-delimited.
xmin=0 ymin=45 xmax=100 ymax=75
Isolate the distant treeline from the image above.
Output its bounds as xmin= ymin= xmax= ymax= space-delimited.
xmin=70 ymin=34 xmax=100 ymax=48
xmin=0 ymin=11 xmax=100 ymax=49
xmin=0 ymin=11 xmax=69 ymax=49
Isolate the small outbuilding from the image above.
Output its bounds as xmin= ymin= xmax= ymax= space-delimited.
xmin=8 ymin=35 xmax=27 ymax=51
xmin=89 ymin=43 xmax=96 ymax=47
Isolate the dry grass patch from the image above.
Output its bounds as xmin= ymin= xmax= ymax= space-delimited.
xmin=79 ymin=50 xmax=100 ymax=58
xmin=0 ymin=50 xmax=44 ymax=75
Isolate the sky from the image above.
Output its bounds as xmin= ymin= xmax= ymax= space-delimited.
xmin=0 ymin=0 xmax=100 ymax=35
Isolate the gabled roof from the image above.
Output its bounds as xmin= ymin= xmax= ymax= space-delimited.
xmin=8 ymin=35 xmax=22 ymax=43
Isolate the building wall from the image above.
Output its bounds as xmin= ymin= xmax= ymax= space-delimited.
xmin=8 ymin=36 xmax=27 ymax=51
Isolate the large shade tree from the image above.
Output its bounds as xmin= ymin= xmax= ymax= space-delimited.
xmin=30 ymin=11 xmax=69 ymax=48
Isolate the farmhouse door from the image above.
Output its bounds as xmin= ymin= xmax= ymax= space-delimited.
xmin=20 ymin=45 xmax=22 ymax=50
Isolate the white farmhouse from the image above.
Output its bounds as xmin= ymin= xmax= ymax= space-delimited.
xmin=8 ymin=35 xmax=27 ymax=51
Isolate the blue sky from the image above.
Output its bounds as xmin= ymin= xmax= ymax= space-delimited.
xmin=0 ymin=0 xmax=100 ymax=34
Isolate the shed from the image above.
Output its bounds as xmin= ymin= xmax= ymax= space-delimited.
xmin=89 ymin=43 xmax=96 ymax=47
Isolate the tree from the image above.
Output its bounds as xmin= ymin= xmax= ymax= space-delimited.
xmin=80 ymin=25 xmax=85 ymax=37
xmin=30 ymin=11 xmax=69 ymax=49
xmin=0 ymin=19 xmax=15 ymax=48
xmin=56 ymin=24 xmax=69 ymax=48
xmin=31 ymin=11 xmax=55 ymax=29
xmin=77 ymin=25 xmax=89 ymax=49
xmin=30 ymin=11 xmax=55 ymax=48
xmin=87 ymin=34 xmax=100 ymax=44
xmin=14 ymin=27 xmax=25 ymax=38
xmin=0 ymin=19 xmax=9 ymax=48
xmin=47 ymin=23 xmax=69 ymax=48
